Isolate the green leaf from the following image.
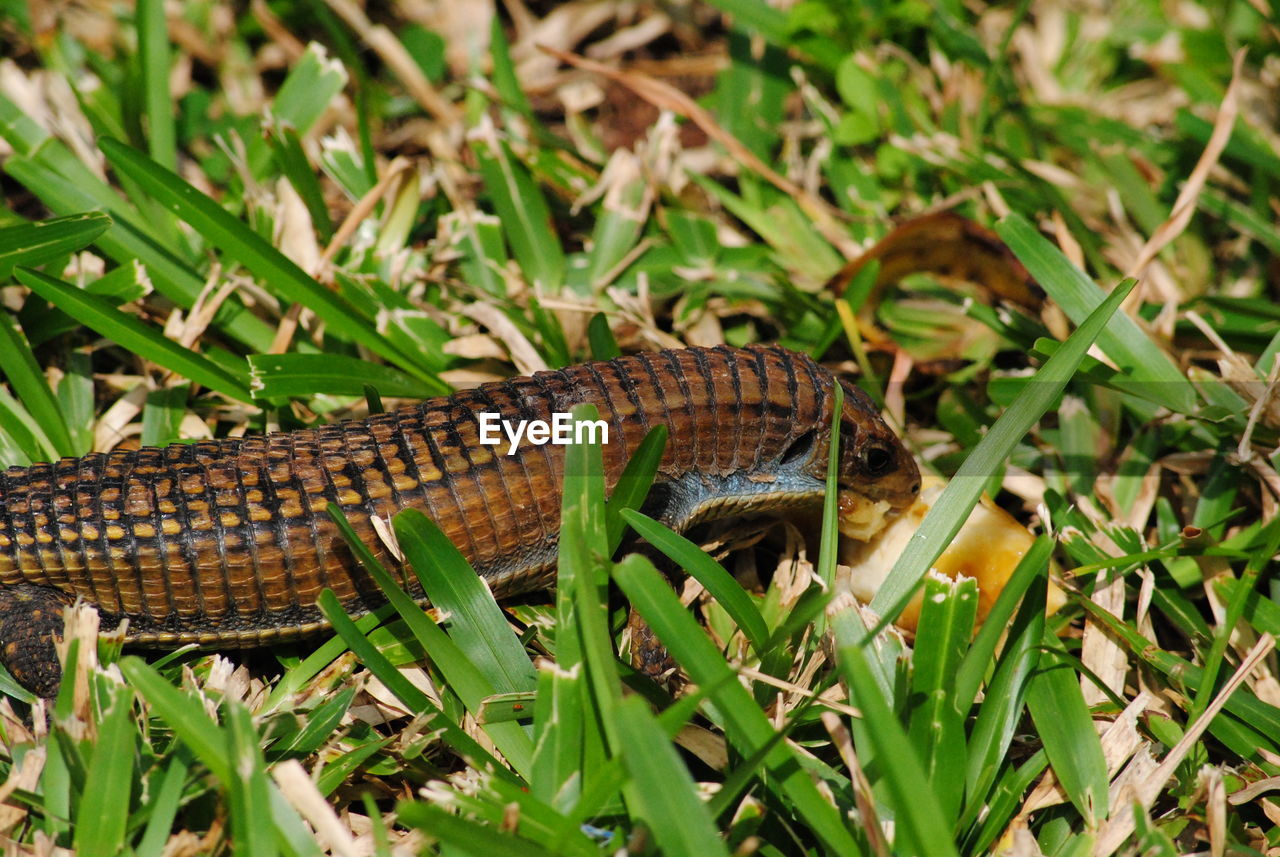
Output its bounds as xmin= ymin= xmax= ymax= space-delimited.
xmin=962 ymin=579 xmax=1047 ymax=829
xmin=0 ymin=311 xmax=76 ymax=457
xmin=225 ymin=703 xmax=279 ymax=857
xmin=1027 ymin=635 xmax=1111 ymax=823
xmin=140 ymin=384 xmax=189 ymax=447
xmin=584 ymin=152 xmax=648 ymax=289
xmin=557 ymin=404 xmax=623 ymax=801
xmin=0 ymin=212 xmax=112 ymax=280
xmin=817 ymin=381 xmax=843 ymax=592
xmin=134 ymin=750 xmax=191 ymax=857
xmin=15 ymin=267 xmax=253 ymax=403
xmin=119 ymin=657 xmax=232 ymax=783
xmin=397 ymin=802 xmax=561 ymax=857
xmin=281 ymin=687 xmax=356 ymax=755
xmin=488 ymin=16 xmax=534 ymax=119
xmin=965 ymin=750 xmax=1049 ymax=854
xmin=907 ymin=574 xmax=978 ymax=823
xmin=613 ymin=696 xmax=732 ymax=857
xmin=604 ymin=424 xmax=666 ymax=553
xmin=262 ymin=601 xmax=395 ymax=712
xmin=98 ymin=138 xmax=412 ymax=367
xmin=137 ymin=0 xmax=176 ymax=171
xmin=392 ymin=508 xmax=538 ymax=694
xmin=530 ymin=650 xmax=587 ymax=811
xmin=270 ymin=43 xmax=349 ymax=136
xmin=613 ymin=554 xmax=863 ymax=856
xmin=248 ymin=353 xmax=448 ymax=400
xmin=870 ymin=276 xmax=1139 ymax=620
xmin=473 ymin=136 xmax=565 ymax=292
xmin=693 ymin=176 xmax=842 ymax=285
xmin=586 ymin=312 xmax=621 ymax=361
xmin=315 ymin=588 xmax=524 ymax=783
xmin=73 ymin=688 xmax=136 ymax=857
xmin=315 ymin=736 xmax=392 ymax=797
xmin=839 ymin=644 xmax=961 ymax=857
xmin=996 ymin=214 xmax=1196 ymax=414
xmin=267 ymin=126 xmax=334 ymax=240
xmin=954 ymin=537 xmax=1055 ymax=710
xmin=620 ymin=509 xmax=769 ymax=655
xmin=0 ymin=385 xmax=55 ymax=463
xmin=0 ymin=96 xmax=277 ymax=351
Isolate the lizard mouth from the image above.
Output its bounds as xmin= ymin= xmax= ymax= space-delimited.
xmin=838 ymin=475 xmax=1067 ymax=631
xmin=836 ymin=491 xmax=896 ymax=542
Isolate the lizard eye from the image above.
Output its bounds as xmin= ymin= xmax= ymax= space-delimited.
xmin=861 ymin=443 xmax=895 ymax=477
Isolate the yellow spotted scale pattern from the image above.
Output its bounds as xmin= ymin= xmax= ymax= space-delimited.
xmin=0 ymin=345 xmax=919 ymax=696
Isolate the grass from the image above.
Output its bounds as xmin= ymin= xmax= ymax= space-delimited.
xmin=0 ymin=0 xmax=1278 ymax=854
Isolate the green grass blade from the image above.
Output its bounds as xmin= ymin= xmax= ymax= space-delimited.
xmin=280 ymin=687 xmax=356 ymax=756
xmin=267 ymin=785 xmax=326 ymax=857
xmin=838 ymin=643 xmax=961 ymax=857
xmin=953 ymin=536 xmax=1054 ymax=709
xmin=57 ymin=350 xmax=94 ymax=452
xmin=1075 ymin=596 xmax=1280 ymax=754
xmin=962 ymin=580 xmax=1047 ymax=827
xmin=0 ymin=212 xmax=112 ymax=280
xmin=614 ymin=695 xmax=732 ymax=857
xmin=613 ymin=553 xmax=863 ymax=856
xmin=0 ymin=311 xmax=76 ymax=457
xmin=488 ymin=16 xmax=534 ymax=119
xmin=0 ymin=106 xmax=276 ymax=351
xmin=392 ymin=508 xmax=538 ymax=694
xmin=907 ymin=574 xmax=978 ymax=823
xmin=136 ymin=0 xmax=176 ymax=171
xmin=314 ymin=736 xmax=392 ymax=797
xmin=134 ymin=749 xmax=191 ymax=857
xmin=0 ymin=386 xmax=55 ymax=463
xmin=38 ymin=731 xmax=73 ymax=839
xmin=315 ymin=588 xmax=524 ymax=783
xmin=463 ymin=776 xmax=606 ymax=857
xmin=248 ymin=353 xmax=448 ymax=399
xmin=97 ymin=138 xmax=412 ymax=367
xmin=140 ymin=384 xmax=189 ymax=446
xmin=1026 ymin=634 xmax=1111 ymax=823
xmin=620 ymin=509 xmax=769 ymax=655
xmin=360 ymin=793 xmax=393 ymax=857
xmin=530 ymin=653 xmax=586 ymax=811
xmin=965 ymin=749 xmax=1049 ymax=854
xmin=72 ymin=688 xmax=136 ymax=857
xmin=326 ymin=508 xmax=530 ymax=704
xmin=119 ymin=657 xmax=232 ymax=783
xmin=816 ymin=381 xmax=843 ymax=622
xmin=331 ymin=508 xmax=540 ymax=777
xmin=263 ymin=602 xmax=394 ymax=711
xmin=225 ymin=703 xmax=279 ymax=857
xmin=1192 ymin=517 xmax=1280 ymax=720
xmin=870 ymin=276 xmax=1138 ymax=620
xmin=15 ymin=267 xmax=253 ymax=402
xmin=996 ymin=214 xmax=1196 ymax=413
xmin=702 ymin=0 xmax=844 ymax=68
xmin=267 ymin=127 xmax=334 ymax=240
xmin=604 ymin=424 xmax=666 ymax=553
xmin=584 ymin=154 xmax=648 ymax=290
xmin=396 ymin=802 xmax=561 ymax=857
xmin=473 ymin=137 xmax=565 ymax=292
xmin=586 ymin=312 xmax=621 ymax=361
xmin=270 ymin=42 xmax=349 ymax=137
xmin=558 ymin=404 xmax=625 ymax=810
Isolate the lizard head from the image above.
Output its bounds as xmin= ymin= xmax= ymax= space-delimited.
xmin=831 ymin=379 xmax=920 ymax=540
